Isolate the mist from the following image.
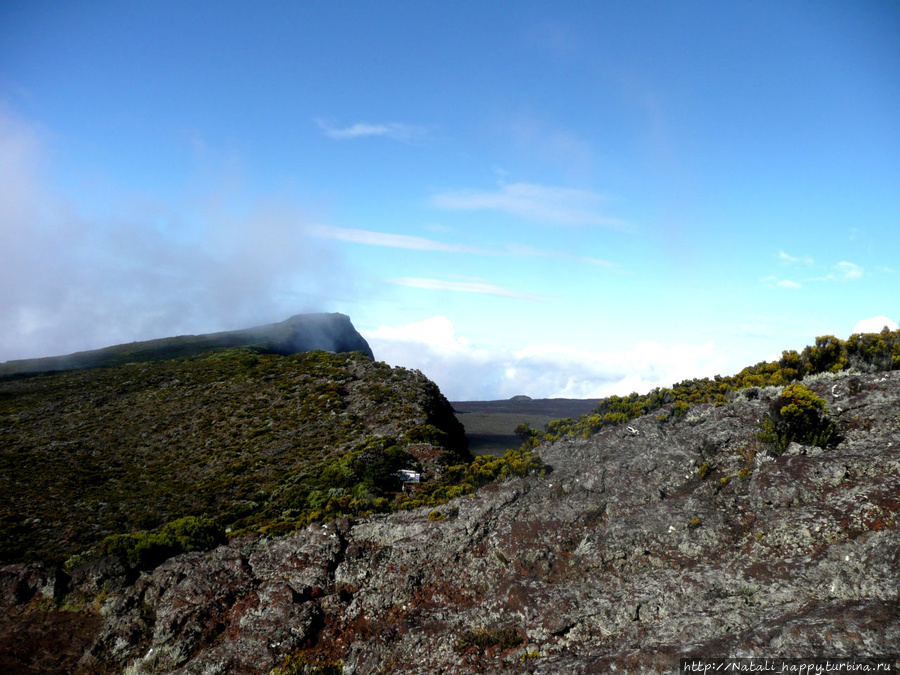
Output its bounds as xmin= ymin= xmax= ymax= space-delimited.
xmin=0 ymin=110 xmax=348 ymax=362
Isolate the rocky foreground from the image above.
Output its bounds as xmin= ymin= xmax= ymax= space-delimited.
xmin=2 ymin=370 xmax=899 ymax=674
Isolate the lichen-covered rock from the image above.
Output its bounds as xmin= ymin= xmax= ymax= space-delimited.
xmin=2 ymin=371 xmax=899 ymax=674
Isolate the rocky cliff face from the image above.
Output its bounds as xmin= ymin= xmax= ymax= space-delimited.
xmin=2 ymin=370 xmax=899 ymax=674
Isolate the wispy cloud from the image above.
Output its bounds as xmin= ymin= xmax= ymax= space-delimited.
xmin=505 ymin=118 xmax=592 ymax=173
xmin=384 ymin=276 xmax=554 ymax=301
xmin=505 ymin=242 xmax=616 ymax=267
xmin=809 ymin=261 xmax=865 ymax=282
xmin=778 ymin=250 xmax=814 ymax=265
xmin=431 ymin=182 xmax=631 ymax=229
xmin=834 ymin=261 xmax=863 ymax=280
xmin=309 ymin=224 xmax=618 ymax=268
xmin=762 ymin=276 xmax=802 ymax=290
xmin=307 ymin=224 xmax=487 ymax=254
xmin=315 ymin=119 xmax=430 ymax=143
xmin=771 ymin=254 xmax=864 ymax=285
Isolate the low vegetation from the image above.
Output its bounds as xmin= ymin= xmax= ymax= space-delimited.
xmin=455 ymin=626 xmax=525 ymax=653
xmin=98 ymin=516 xmax=225 ymax=571
xmin=1 ymin=348 xmax=547 ymax=569
xmin=516 ymin=328 xmax=898 ymax=445
xmin=3 ymin=327 xmax=894 ymax=572
xmin=395 ymin=448 xmax=545 ymax=511
xmin=271 ymin=654 xmax=343 ymax=675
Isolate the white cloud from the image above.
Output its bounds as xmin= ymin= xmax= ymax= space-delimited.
xmin=852 ymin=316 xmax=898 ymax=334
xmin=777 ymin=279 xmax=802 ymax=289
xmin=505 ymin=242 xmax=616 ymax=268
xmin=762 ymin=276 xmax=802 ymax=289
xmin=431 ymin=182 xmax=630 ymax=229
xmin=364 ymin=316 xmax=733 ymax=401
xmin=834 ymin=261 xmax=864 ymax=280
xmin=778 ymin=250 xmax=813 ymax=265
xmin=315 ymin=119 xmax=430 ymax=143
xmin=810 ymin=261 xmax=866 ymax=282
xmin=384 ymin=276 xmax=553 ymax=301
xmin=307 ymin=224 xmax=487 ymax=254
xmin=308 ymin=224 xmax=616 ymax=269
xmin=773 ymin=254 xmax=865 ymax=285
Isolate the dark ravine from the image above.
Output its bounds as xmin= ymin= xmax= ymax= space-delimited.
xmin=0 ymin=312 xmax=374 ymax=378
xmin=452 ymin=397 xmax=605 ymax=456
xmin=2 ymin=369 xmax=898 ymax=673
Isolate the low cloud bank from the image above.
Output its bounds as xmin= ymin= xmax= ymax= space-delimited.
xmin=368 ymin=315 xmax=900 ymax=401
xmin=364 ymin=317 xmax=733 ymax=401
xmin=853 ymin=316 xmax=898 ymax=333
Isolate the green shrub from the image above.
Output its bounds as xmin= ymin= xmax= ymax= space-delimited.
xmin=162 ymin=515 xmax=226 ymax=552
xmin=845 ymin=328 xmax=900 ymax=372
xmin=758 ymin=383 xmax=838 ymax=454
xmin=395 ymin=448 xmax=545 ymax=512
xmin=802 ymin=335 xmax=848 ymax=374
xmin=403 ymin=424 xmax=450 ymax=446
xmin=101 ymin=516 xmax=225 ymax=570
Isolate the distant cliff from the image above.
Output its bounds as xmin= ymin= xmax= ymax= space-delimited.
xmin=0 ymin=313 xmax=374 ymax=377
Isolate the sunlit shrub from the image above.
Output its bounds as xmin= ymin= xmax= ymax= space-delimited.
xmin=758 ymin=383 xmax=838 ymax=454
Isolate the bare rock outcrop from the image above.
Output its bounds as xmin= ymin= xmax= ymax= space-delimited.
xmin=2 ymin=371 xmax=899 ymax=673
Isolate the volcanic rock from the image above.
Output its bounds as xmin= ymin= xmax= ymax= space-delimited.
xmin=2 ymin=370 xmax=899 ymax=673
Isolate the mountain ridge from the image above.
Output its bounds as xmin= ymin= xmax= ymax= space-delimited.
xmin=0 ymin=312 xmax=374 ymax=378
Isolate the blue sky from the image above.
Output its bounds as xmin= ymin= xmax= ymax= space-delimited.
xmin=1 ymin=1 xmax=898 ymax=400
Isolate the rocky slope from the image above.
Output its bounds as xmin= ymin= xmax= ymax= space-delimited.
xmin=2 ymin=369 xmax=898 ymax=673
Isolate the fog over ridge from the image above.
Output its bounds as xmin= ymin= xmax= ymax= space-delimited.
xmin=0 ymin=110 xmax=349 ymax=363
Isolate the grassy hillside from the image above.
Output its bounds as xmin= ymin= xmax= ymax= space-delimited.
xmin=0 ymin=348 xmax=475 ymax=566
